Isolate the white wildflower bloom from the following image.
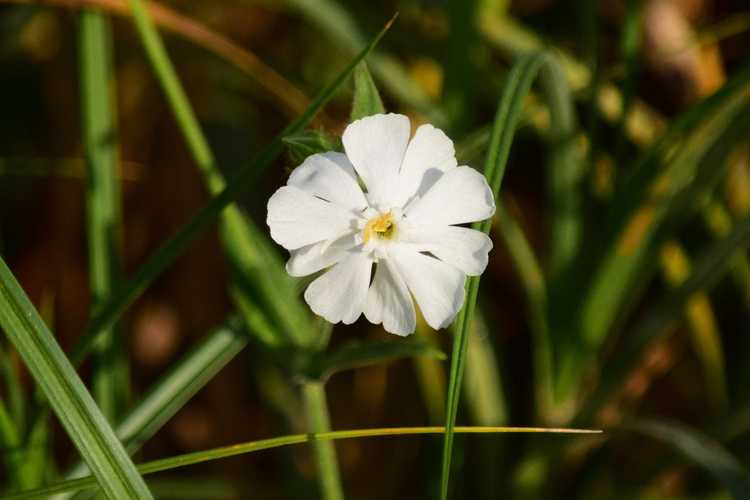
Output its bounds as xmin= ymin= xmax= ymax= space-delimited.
xmin=267 ymin=113 xmax=495 ymax=336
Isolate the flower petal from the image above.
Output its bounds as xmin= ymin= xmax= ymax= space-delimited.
xmin=288 ymin=152 xmax=368 ymax=211
xmin=393 ymin=124 xmax=457 ymax=208
xmin=404 ymin=166 xmax=495 ymax=226
xmin=304 ymin=253 xmax=372 ymax=325
xmin=342 ymin=113 xmax=410 ymax=210
xmin=267 ymin=185 xmax=358 ymax=250
xmin=364 ymin=259 xmax=416 ymax=336
xmin=399 ymin=224 xmax=493 ymax=276
xmin=389 ymin=245 xmax=466 ymax=330
xmin=286 ymin=233 xmax=360 ymax=277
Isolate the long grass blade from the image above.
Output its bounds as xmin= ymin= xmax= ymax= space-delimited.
xmin=60 ymin=316 xmax=247 ymax=500
xmin=5 ymin=426 xmax=601 ymax=499
xmin=68 ymin=14 xmax=397 ymax=366
xmin=79 ymin=8 xmax=125 ymax=421
xmin=0 ymin=256 xmax=152 ymax=499
xmin=440 ymin=52 xmax=562 ymax=500
xmin=125 ymin=0 xmax=308 ymax=349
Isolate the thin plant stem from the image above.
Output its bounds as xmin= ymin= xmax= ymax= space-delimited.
xmin=79 ymin=7 xmax=125 ymax=422
xmin=302 ymin=381 xmax=345 ymax=500
xmin=5 ymin=426 xmax=601 ymax=499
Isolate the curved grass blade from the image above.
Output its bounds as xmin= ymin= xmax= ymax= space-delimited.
xmin=0 ymin=256 xmax=152 ymax=499
xmin=5 ymin=426 xmax=601 ymax=499
xmin=440 ymin=52 xmax=571 ymax=500
xmin=622 ymin=418 xmax=750 ymax=500
xmin=59 ymin=316 xmax=247 ymax=500
xmin=68 ymin=14 xmax=397 ymax=366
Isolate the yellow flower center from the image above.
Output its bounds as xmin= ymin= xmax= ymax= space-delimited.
xmin=363 ymin=211 xmax=397 ymax=243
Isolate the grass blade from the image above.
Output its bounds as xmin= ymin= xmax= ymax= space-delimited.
xmin=79 ymin=8 xmax=125 ymax=421
xmin=59 ymin=316 xmax=247 ymax=500
xmin=440 ymin=52 xmax=568 ymax=500
xmin=350 ymin=61 xmax=384 ymax=120
xmin=5 ymin=426 xmax=600 ymax=499
xmin=125 ymin=0 xmax=314 ymax=349
xmin=0 ymin=256 xmax=152 ymax=499
xmin=493 ymin=202 xmax=554 ymax=419
xmin=68 ymin=14 xmax=397 ymax=366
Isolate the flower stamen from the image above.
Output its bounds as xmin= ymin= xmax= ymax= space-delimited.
xmin=363 ymin=211 xmax=397 ymax=243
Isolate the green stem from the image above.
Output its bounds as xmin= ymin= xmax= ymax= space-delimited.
xmin=302 ymin=382 xmax=345 ymax=500
xmin=79 ymin=8 xmax=124 ymax=422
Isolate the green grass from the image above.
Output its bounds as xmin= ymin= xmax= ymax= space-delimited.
xmin=2 ymin=2 xmax=750 ymax=499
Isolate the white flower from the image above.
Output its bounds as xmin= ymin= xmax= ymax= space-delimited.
xmin=266 ymin=113 xmax=495 ymax=336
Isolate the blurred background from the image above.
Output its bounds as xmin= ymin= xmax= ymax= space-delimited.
xmin=2 ymin=0 xmax=750 ymax=498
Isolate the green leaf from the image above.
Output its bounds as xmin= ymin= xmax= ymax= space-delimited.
xmin=282 ymin=129 xmax=339 ymax=163
xmin=440 ymin=52 xmax=565 ymax=500
xmin=0 ymin=256 xmax=152 ymax=499
xmin=60 ymin=316 xmax=247 ymax=500
xmin=7 ymin=426 xmax=600 ymax=499
xmin=68 ymin=13 xmax=397 ymax=366
xmin=350 ymin=62 xmax=385 ymax=121
xmin=306 ymin=339 xmax=445 ymax=380
xmin=623 ymin=418 xmax=750 ymax=500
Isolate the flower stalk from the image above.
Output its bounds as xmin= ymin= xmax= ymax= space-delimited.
xmin=302 ymin=381 xmax=345 ymax=500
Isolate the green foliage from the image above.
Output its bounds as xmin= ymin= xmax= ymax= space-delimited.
xmin=283 ymin=129 xmax=339 ymax=163
xmin=4 ymin=2 xmax=750 ymax=499
xmin=6 ymin=426 xmax=598 ymax=499
xmin=441 ymin=52 xmax=573 ymax=500
xmin=350 ymin=62 xmax=385 ymax=120
xmin=0 ymin=256 xmax=152 ymax=499
xmin=60 ymin=317 xmax=247 ymax=500
xmin=306 ymin=338 xmax=445 ymax=380
xmin=79 ymin=8 xmax=126 ymax=423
